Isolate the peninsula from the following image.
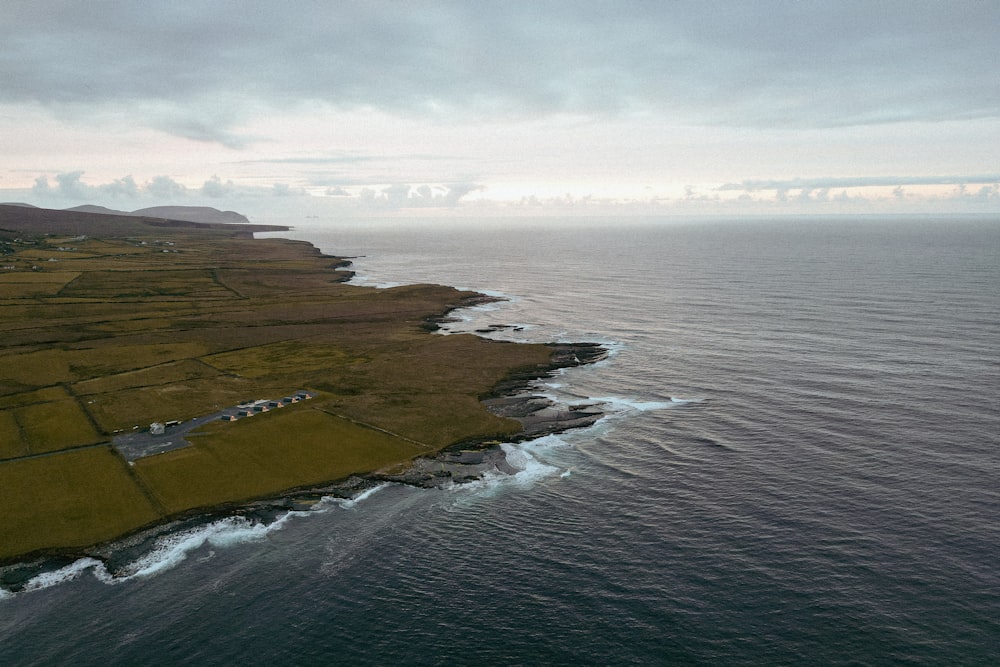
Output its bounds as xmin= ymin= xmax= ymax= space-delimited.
xmin=0 ymin=205 xmax=602 ymax=564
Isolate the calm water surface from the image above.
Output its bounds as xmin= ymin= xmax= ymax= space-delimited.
xmin=2 ymin=216 xmax=998 ymax=665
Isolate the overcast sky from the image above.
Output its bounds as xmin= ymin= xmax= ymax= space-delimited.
xmin=1 ymin=1 xmax=998 ymax=219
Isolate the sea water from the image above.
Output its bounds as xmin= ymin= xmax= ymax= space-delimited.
xmin=2 ymin=216 xmax=998 ymax=665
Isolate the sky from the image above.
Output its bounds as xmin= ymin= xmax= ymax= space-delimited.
xmin=1 ymin=1 xmax=998 ymax=221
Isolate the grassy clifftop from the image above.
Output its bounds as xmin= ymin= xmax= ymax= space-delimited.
xmin=0 ymin=205 xmax=554 ymax=562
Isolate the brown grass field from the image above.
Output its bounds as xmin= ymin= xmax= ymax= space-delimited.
xmin=0 ymin=205 xmax=557 ymax=562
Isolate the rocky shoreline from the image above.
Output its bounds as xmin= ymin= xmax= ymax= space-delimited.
xmin=0 ymin=341 xmax=607 ymax=588
xmin=371 ymin=342 xmax=608 ymax=488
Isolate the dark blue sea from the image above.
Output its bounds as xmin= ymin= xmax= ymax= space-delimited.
xmin=2 ymin=216 xmax=998 ymax=665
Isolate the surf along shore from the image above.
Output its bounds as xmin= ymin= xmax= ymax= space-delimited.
xmin=0 ymin=204 xmax=605 ymax=572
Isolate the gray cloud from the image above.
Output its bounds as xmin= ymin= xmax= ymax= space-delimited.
xmin=239 ymin=155 xmax=380 ymax=166
xmin=27 ymin=169 xmax=484 ymax=209
xmin=3 ymin=1 xmax=997 ymax=146
xmin=237 ymin=153 xmax=463 ymax=166
xmin=24 ymin=170 xmax=316 ymax=206
xmin=718 ymin=175 xmax=1000 ymax=192
xmin=271 ymin=183 xmax=308 ymax=197
xmin=154 ymin=115 xmax=251 ymax=150
xmin=200 ymin=176 xmax=237 ymax=198
xmin=147 ymin=175 xmax=187 ymax=199
xmin=30 ymin=172 xmax=186 ymax=201
xmin=357 ymin=182 xmax=484 ymax=209
xmin=32 ymin=171 xmax=92 ymax=199
xmin=99 ymin=175 xmax=140 ymax=197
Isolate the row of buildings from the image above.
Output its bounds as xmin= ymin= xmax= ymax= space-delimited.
xmin=147 ymin=391 xmax=315 ymax=436
xmin=219 ymin=391 xmax=314 ymax=421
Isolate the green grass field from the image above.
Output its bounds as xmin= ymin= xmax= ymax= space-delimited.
xmin=0 ymin=205 xmax=558 ymax=562
xmin=0 ymin=447 xmax=161 ymax=559
xmin=15 ymin=400 xmax=102 ymax=454
xmin=0 ymin=410 xmax=26 ymax=459
xmin=136 ymin=407 xmax=424 ymax=514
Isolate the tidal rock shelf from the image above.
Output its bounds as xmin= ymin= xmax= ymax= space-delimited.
xmin=371 ymin=342 xmax=608 ymax=489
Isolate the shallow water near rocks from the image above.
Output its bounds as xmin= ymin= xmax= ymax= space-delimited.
xmin=2 ymin=216 xmax=998 ymax=665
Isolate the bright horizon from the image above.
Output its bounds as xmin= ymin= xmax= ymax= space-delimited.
xmin=2 ymin=2 xmax=998 ymax=221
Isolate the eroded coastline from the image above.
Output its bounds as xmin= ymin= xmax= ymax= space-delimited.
xmin=0 ymin=204 xmax=610 ymax=586
xmin=373 ymin=342 xmax=608 ymax=488
xmin=0 ymin=342 xmax=608 ymax=593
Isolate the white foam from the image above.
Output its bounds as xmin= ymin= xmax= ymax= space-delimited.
xmin=565 ymin=339 xmax=623 ymax=366
xmin=603 ymin=340 xmax=626 ymax=357
xmin=123 ymin=497 xmax=378 ymax=579
xmin=348 ymin=273 xmax=404 ymax=289
xmin=3 ymin=483 xmax=398 ymax=597
xmin=593 ymin=396 xmax=676 ymax=413
xmin=448 ymin=435 xmax=571 ymax=495
xmin=119 ymin=516 xmax=275 ymax=579
xmin=330 ymin=482 xmax=390 ymax=509
xmin=19 ymin=557 xmax=108 ymax=593
xmin=437 ymin=295 xmax=512 ymax=330
xmin=477 ymin=289 xmax=513 ymax=300
xmin=504 ymin=437 xmax=573 ymax=484
xmin=669 ymin=396 xmax=703 ymax=405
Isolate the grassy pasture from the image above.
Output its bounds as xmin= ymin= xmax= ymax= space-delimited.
xmin=0 ymin=343 xmax=208 ymax=389
xmin=87 ymin=317 xmax=180 ymax=334
xmin=47 ymin=238 xmax=128 ymax=254
xmin=84 ymin=374 xmax=274 ymax=432
xmin=0 ymin=386 xmax=70 ymax=409
xmin=73 ymin=359 xmax=220 ymax=396
xmin=136 ymin=407 xmax=420 ymax=514
xmin=322 ymin=393 xmax=524 ymax=449
xmin=59 ymin=268 xmax=233 ymax=299
xmin=15 ymin=399 xmax=103 ymax=454
xmin=0 ymin=410 xmax=26 ymax=459
xmin=1 ymin=388 xmax=79 ymax=457
xmin=41 ymin=251 xmax=96 ymax=260
xmin=0 ymin=206 xmax=566 ymax=561
xmin=0 ymin=271 xmax=80 ymax=298
xmin=201 ymin=341 xmax=353 ymax=378
xmin=64 ymin=342 xmax=210 ymax=378
xmin=0 ymin=284 xmax=51 ymax=298
xmin=0 ymin=447 xmax=160 ymax=560
xmin=6 ymin=250 xmax=83 ymax=261
xmin=0 ymin=271 xmax=81 ymax=284
xmin=0 ymin=349 xmax=71 ymax=386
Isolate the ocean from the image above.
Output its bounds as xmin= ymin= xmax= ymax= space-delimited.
xmin=2 ymin=216 xmax=998 ymax=665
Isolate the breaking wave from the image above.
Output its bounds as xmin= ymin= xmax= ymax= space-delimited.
xmin=449 ymin=435 xmax=570 ymax=495
xmin=0 ymin=484 xmax=391 ymax=598
xmin=329 ymin=482 xmax=390 ymax=509
xmin=592 ymin=395 xmax=695 ymax=414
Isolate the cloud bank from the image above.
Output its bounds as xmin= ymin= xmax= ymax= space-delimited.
xmin=718 ymin=175 xmax=1000 ymax=192
xmin=1 ymin=2 xmax=996 ymax=217
xmin=3 ymin=1 xmax=998 ymax=145
xmin=20 ymin=170 xmax=489 ymax=214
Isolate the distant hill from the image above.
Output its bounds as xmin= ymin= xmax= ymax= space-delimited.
xmin=64 ymin=205 xmax=250 ymax=225
xmin=132 ymin=206 xmax=251 ymax=224
xmin=0 ymin=202 xmax=39 ymax=208
xmin=66 ymin=205 xmax=125 ymax=215
xmin=0 ymin=204 xmax=286 ymax=237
